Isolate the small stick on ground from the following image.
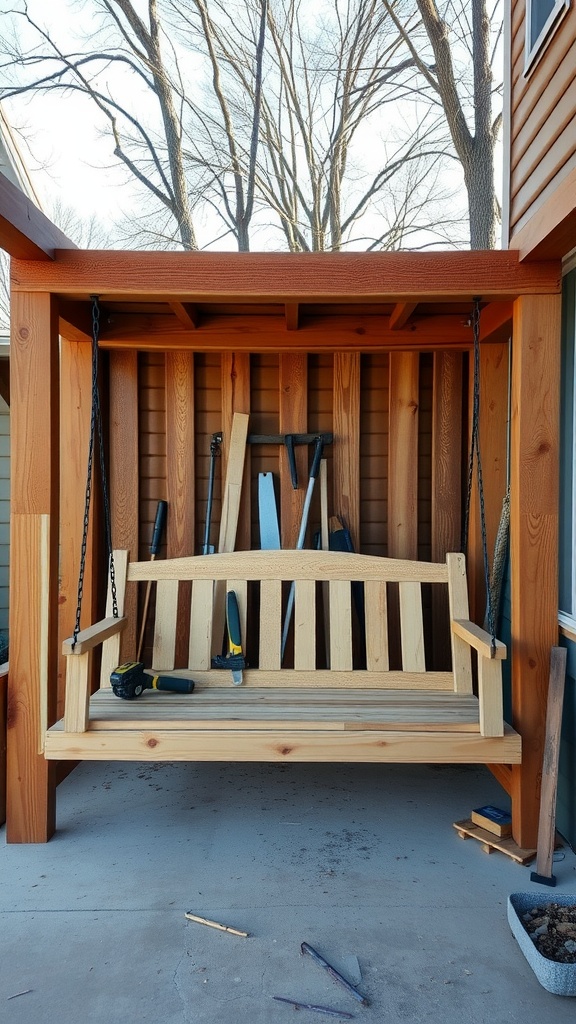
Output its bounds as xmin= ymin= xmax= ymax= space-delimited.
xmin=184 ymin=912 xmax=249 ymax=937
xmin=272 ymin=995 xmax=354 ymax=1018
xmin=7 ymin=990 xmax=33 ymax=1000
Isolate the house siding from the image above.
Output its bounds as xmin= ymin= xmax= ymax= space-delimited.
xmin=508 ymin=0 xmax=576 ymax=245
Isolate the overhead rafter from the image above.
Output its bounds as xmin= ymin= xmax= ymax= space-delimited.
xmin=285 ymin=303 xmax=300 ymax=330
xmin=389 ymin=302 xmax=418 ymax=330
xmin=0 ymin=173 xmax=76 ymax=260
xmin=170 ymin=301 xmax=199 ymax=329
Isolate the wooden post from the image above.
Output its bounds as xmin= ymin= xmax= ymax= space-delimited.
xmin=8 ymin=291 xmax=59 ymax=842
xmin=388 ymin=352 xmax=419 ymax=668
xmin=333 ymin=354 xmax=361 ymax=552
xmin=59 ymin=340 xmax=96 ymax=718
xmin=166 ymin=352 xmax=195 ymax=665
xmin=388 ymin=352 xmax=419 ymax=559
xmin=510 ymin=293 xmax=561 ymax=849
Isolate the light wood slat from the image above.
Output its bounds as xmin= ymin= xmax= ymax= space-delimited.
xmin=452 ymin=620 xmax=507 ymax=660
xmin=221 ymin=356 xmax=251 ymax=551
xmin=121 ymin=668 xmax=456 ymax=688
xmin=259 ymin=579 xmax=282 ymax=670
xmin=294 ymin=579 xmax=316 ymax=670
xmin=44 ymin=725 xmax=523 ymax=764
xmin=64 ymin=652 xmax=91 ymax=733
xmin=152 ymin=579 xmax=179 ymax=670
xmin=329 ymin=580 xmax=353 ymax=671
xmin=100 ymin=550 xmax=129 ymax=688
xmin=62 ymin=617 xmax=127 ymax=655
xmin=478 ymin=657 xmax=504 ymax=738
xmin=446 ymin=552 xmax=473 ymax=694
xmin=399 ymin=581 xmax=425 ymax=672
xmin=365 ymin=580 xmax=389 ymax=671
xmin=188 ymin=579 xmax=214 ymax=670
xmin=128 ymin=549 xmax=450 ymax=584
xmin=212 ymin=412 xmax=250 ymax=657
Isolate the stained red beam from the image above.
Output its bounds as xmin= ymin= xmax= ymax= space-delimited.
xmin=285 ymin=302 xmax=300 ymax=330
xmin=11 ymin=249 xmax=561 ymax=300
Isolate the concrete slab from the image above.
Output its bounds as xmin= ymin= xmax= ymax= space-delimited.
xmin=1 ymin=761 xmax=576 ymax=1022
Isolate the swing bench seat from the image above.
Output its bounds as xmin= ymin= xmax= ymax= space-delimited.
xmin=45 ymin=549 xmax=521 ymax=764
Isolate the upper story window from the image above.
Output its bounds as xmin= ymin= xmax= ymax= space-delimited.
xmin=525 ymin=0 xmax=571 ymax=72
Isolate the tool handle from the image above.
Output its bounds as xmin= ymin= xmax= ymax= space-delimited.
xmin=226 ymin=591 xmax=242 ymax=653
xmin=150 ymin=500 xmax=168 ymax=555
xmin=152 ymin=675 xmax=195 ymax=694
xmin=309 ymin=436 xmax=324 ymax=480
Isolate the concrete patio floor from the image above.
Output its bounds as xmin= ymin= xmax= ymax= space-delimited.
xmin=1 ymin=761 xmax=576 ymax=1022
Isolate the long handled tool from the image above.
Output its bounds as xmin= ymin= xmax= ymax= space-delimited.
xmin=202 ymin=431 xmax=222 ymax=554
xmin=281 ymin=436 xmax=324 ymax=661
xmin=137 ymin=499 xmax=167 ymax=662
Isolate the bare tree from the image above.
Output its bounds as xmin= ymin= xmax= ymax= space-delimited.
xmin=0 ymin=0 xmax=470 ymax=250
xmin=384 ymin=0 xmax=502 ymax=249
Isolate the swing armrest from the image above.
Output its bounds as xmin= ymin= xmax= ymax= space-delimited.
xmin=452 ymin=619 xmax=506 ymax=660
xmin=62 ymin=616 xmax=127 ymax=656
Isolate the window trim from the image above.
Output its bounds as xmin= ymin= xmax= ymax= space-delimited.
xmin=524 ymin=0 xmax=571 ymax=75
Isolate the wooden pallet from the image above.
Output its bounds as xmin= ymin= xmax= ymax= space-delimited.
xmin=453 ymin=817 xmax=539 ymax=864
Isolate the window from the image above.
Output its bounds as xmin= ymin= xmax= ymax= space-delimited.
xmin=525 ymin=0 xmax=570 ymax=72
xmin=559 ymin=269 xmax=576 ymax=630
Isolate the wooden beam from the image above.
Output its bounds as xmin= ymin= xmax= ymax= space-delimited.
xmin=109 ymin=351 xmax=139 ymax=662
xmin=479 ymin=301 xmax=513 ymax=344
xmin=285 ymin=303 xmax=299 ymax=330
xmin=333 ymin=354 xmax=361 ymax=551
xmin=97 ymin=313 xmax=477 ymax=352
xmin=509 ymin=293 xmax=561 ymax=849
xmin=8 ymin=292 xmax=59 ymax=842
xmin=59 ymin=340 xmax=97 ymax=717
xmin=169 ymin=301 xmax=199 ymax=329
xmin=166 ymin=352 xmax=195 ymax=664
xmin=11 ymin=249 xmax=561 ymax=300
xmin=0 ymin=172 xmax=76 ymax=260
xmin=389 ymin=302 xmax=417 ymax=330
xmin=279 ymin=354 xmax=308 ymax=548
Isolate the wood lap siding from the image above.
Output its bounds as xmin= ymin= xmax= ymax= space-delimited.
xmin=508 ymin=2 xmax=576 ymax=241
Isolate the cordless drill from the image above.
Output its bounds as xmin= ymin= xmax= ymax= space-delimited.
xmin=110 ymin=662 xmax=195 ymax=700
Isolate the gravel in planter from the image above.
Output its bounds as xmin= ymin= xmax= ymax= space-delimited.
xmin=508 ymin=893 xmax=576 ymax=996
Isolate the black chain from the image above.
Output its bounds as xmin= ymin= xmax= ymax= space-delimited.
xmin=72 ymin=297 xmax=118 ymax=649
xmin=462 ymin=298 xmax=496 ymax=650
